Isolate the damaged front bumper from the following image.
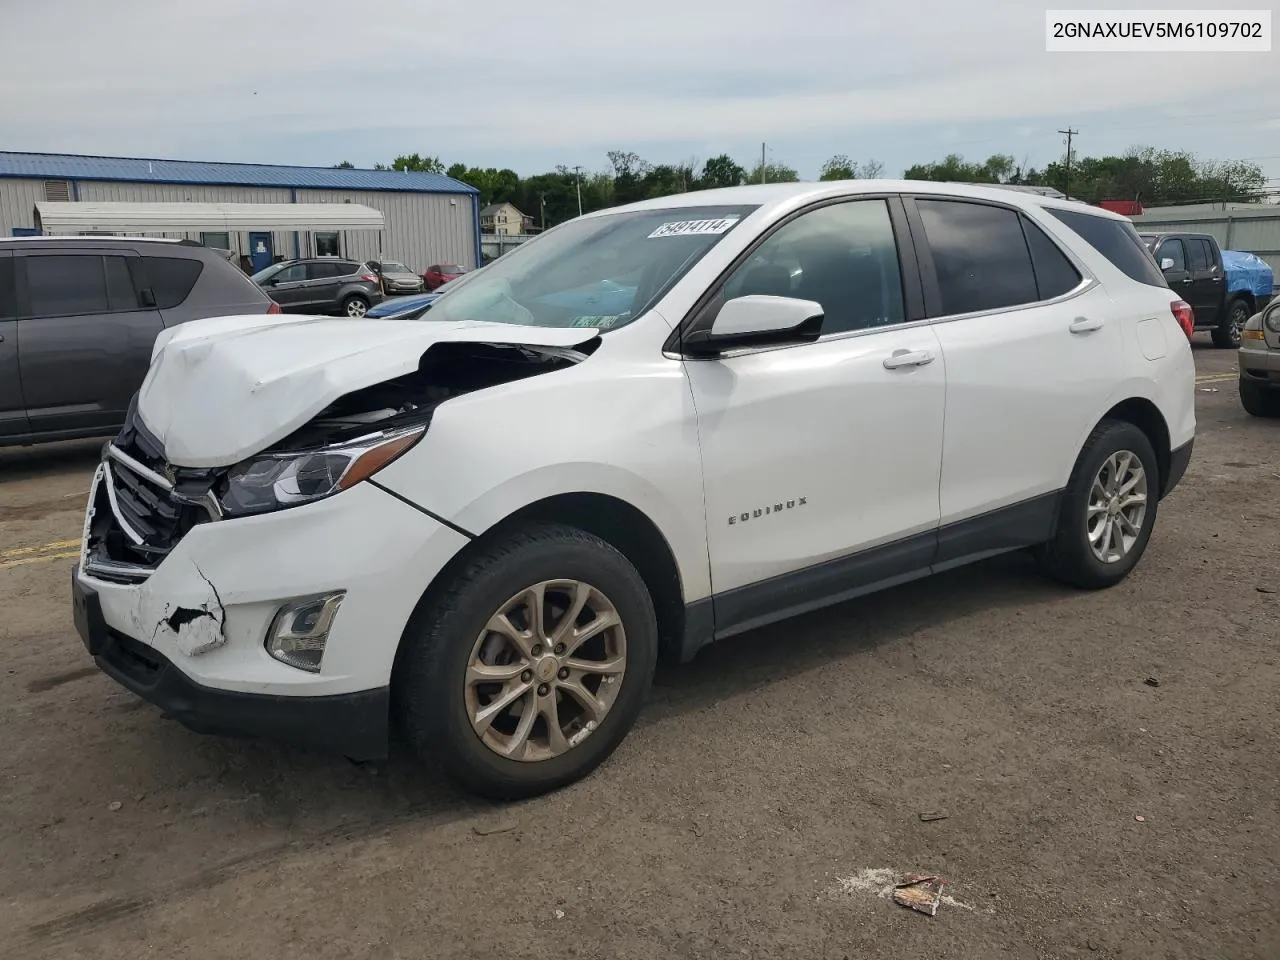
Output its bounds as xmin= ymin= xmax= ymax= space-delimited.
xmin=73 ymin=478 xmax=471 ymax=760
xmin=73 ymin=571 xmax=389 ymax=759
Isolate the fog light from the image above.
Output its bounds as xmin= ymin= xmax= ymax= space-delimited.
xmin=265 ymin=592 xmax=345 ymax=672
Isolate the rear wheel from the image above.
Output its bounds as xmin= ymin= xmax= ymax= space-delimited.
xmin=1240 ymin=378 xmax=1280 ymax=418
xmin=1040 ymin=420 xmax=1159 ymax=589
xmin=1212 ymin=298 xmax=1251 ymax=348
xmin=396 ymin=525 xmax=658 ymax=799
xmin=342 ymin=295 xmax=369 ymax=318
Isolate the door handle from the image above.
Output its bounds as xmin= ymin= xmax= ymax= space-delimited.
xmin=1068 ymin=316 xmax=1103 ymax=334
xmin=883 ymin=349 xmax=935 ymax=369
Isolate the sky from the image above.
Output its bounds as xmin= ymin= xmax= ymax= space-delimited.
xmin=3 ymin=0 xmax=1279 ymax=190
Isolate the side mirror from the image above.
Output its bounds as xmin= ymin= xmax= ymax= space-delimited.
xmin=682 ymin=294 xmax=824 ymax=357
xmin=1160 ymin=258 xmax=1175 ymax=271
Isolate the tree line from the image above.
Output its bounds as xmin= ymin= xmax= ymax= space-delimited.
xmin=333 ymin=145 xmax=1267 ymax=229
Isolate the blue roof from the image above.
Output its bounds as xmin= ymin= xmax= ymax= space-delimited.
xmin=0 ymin=151 xmax=479 ymax=195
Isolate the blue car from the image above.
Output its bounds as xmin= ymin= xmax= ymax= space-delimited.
xmin=364 ymin=290 xmax=442 ymax=320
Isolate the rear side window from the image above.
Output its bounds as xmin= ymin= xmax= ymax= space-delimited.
xmin=1021 ymin=216 xmax=1083 ymax=300
xmin=916 ymin=199 xmax=1037 ymax=315
xmin=0 ymin=258 xmax=15 ymax=318
xmin=1187 ymin=238 xmax=1212 ymax=272
xmin=1046 ymin=208 xmax=1167 ymax=288
xmin=140 ymin=256 xmax=204 ymax=309
xmin=24 ymin=255 xmax=111 ymax=317
xmin=307 ymin=262 xmax=342 ymax=280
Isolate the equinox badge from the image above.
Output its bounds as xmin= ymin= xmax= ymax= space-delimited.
xmin=728 ymin=497 xmax=808 ymax=525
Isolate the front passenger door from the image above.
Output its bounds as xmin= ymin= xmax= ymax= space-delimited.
xmin=267 ymin=263 xmax=310 ymax=311
xmin=1156 ymin=239 xmax=1193 ymax=306
xmin=682 ymin=197 xmax=946 ymax=632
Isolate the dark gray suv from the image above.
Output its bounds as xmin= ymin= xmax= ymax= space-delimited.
xmin=0 ymin=236 xmax=277 ymax=447
xmin=252 ymin=258 xmax=385 ymax=317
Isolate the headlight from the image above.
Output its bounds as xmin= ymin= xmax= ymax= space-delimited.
xmin=220 ymin=426 xmax=424 ymax=517
xmin=1265 ymin=305 xmax=1280 ymax=334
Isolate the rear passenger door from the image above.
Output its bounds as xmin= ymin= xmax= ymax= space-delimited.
xmin=303 ymin=260 xmax=347 ymax=310
xmin=1186 ymin=238 xmax=1224 ymax=324
xmin=0 ymin=253 xmax=27 ymax=439
xmin=15 ymin=250 xmax=164 ymax=434
xmin=904 ymin=196 xmax=1123 ymax=557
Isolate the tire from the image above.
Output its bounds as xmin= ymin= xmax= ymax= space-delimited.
xmin=1240 ymin=377 xmax=1280 ymax=418
xmin=342 ymin=295 xmax=369 ymax=318
xmin=395 ymin=524 xmax=658 ymax=800
xmin=1039 ymin=419 xmax=1159 ymax=590
xmin=1211 ymin=298 xmax=1251 ymax=348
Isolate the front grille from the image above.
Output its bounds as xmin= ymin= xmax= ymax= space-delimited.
xmin=91 ymin=406 xmax=218 ymax=570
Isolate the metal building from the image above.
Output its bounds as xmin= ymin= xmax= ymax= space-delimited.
xmin=0 ymin=151 xmax=480 ymax=274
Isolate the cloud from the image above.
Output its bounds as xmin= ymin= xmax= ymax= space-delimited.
xmin=2 ymin=0 xmax=1277 ymax=177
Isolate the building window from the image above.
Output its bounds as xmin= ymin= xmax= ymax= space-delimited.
xmin=315 ymin=232 xmax=340 ymax=257
xmin=200 ymin=232 xmax=231 ymax=250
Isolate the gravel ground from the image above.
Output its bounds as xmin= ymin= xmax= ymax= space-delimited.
xmin=1 ymin=341 xmax=1277 ymax=960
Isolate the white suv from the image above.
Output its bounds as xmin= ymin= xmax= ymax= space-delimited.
xmin=72 ymin=181 xmax=1196 ymax=798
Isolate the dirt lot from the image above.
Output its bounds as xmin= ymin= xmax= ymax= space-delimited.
xmin=1 ymin=340 xmax=1277 ymax=960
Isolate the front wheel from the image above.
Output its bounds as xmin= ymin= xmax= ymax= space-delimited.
xmin=395 ymin=525 xmax=658 ymax=799
xmin=1211 ymin=299 xmax=1251 ymax=348
xmin=1039 ymin=420 xmax=1159 ymax=590
xmin=1240 ymin=378 xmax=1280 ymax=418
xmin=342 ymin=295 xmax=369 ymax=318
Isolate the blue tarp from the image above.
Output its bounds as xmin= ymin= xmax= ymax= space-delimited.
xmin=1222 ymin=249 xmax=1275 ymax=298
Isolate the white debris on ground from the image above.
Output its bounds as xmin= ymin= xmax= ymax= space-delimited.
xmin=831 ymin=868 xmax=981 ymax=914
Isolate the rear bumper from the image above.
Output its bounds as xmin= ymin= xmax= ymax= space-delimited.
xmin=73 ymin=568 xmax=389 ymax=759
xmin=1163 ymin=439 xmax=1193 ymax=498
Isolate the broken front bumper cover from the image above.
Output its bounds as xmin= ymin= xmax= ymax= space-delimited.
xmin=73 ymin=567 xmax=390 ymax=760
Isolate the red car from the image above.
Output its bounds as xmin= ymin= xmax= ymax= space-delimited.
xmin=423 ymin=263 xmax=469 ymax=290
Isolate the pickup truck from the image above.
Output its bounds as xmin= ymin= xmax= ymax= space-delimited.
xmin=1138 ymin=231 xmax=1275 ymax=348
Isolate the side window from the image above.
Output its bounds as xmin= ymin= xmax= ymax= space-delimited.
xmin=1021 ymin=216 xmax=1083 ymax=300
xmin=916 ymin=199 xmax=1037 ymax=315
xmin=1045 ymin=207 xmax=1168 ymax=288
xmin=0 ymin=258 xmax=15 ymax=319
xmin=306 ymin=262 xmax=339 ymax=280
xmin=721 ymin=199 xmax=905 ymax=335
xmin=140 ymin=257 xmax=203 ymax=309
xmin=23 ymin=255 xmax=110 ymax=317
xmin=1187 ymin=239 xmax=1212 ymax=272
xmin=275 ymin=264 xmax=307 ymax=282
xmin=104 ymin=256 xmax=140 ymax=311
xmin=1157 ymin=239 xmax=1186 ymax=272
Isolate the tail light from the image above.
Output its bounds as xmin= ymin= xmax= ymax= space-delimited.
xmin=361 ymin=273 xmax=379 ymax=283
xmin=1171 ymin=300 xmax=1194 ymax=338
xmin=266 ymin=302 xmax=282 ymax=315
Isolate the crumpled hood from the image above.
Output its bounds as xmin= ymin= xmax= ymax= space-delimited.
xmin=137 ymin=314 xmax=598 ymax=467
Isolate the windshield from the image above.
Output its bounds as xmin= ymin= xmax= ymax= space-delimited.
xmin=379 ymin=261 xmax=411 ymax=273
xmin=250 ymin=263 xmax=284 ymax=283
xmin=427 ymin=204 xmax=756 ymax=330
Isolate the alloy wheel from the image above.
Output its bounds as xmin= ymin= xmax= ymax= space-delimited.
xmin=1229 ymin=304 xmax=1249 ymax=346
xmin=465 ymin=580 xmax=627 ymax=762
xmin=1087 ymin=450 xmax=1148 ymax=563
xmin=346 ymin=299 xmax=367 ymax=317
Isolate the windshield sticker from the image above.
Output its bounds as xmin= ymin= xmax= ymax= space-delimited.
xmin=648 ymin=216 xmax=740 ymax=239
xmin=569 ymin=314 xmax=629 ymax=328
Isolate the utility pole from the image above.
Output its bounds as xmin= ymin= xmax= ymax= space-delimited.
xmin=761 ymin=142 xmax=767 ymax=184
xmin=572 ymin=165 xmax=583 ymax=217
xmin=1058 ymin=128 xmax=1077 ymax=199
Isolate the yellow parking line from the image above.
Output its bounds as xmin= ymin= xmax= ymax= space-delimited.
xmin=1195 ymin=373 xmax=1235 ymax=385
xmin=0 ymin=550 xmax=80 ymax=571
xmin=0 ymin=538 xmax=81 ymax=560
